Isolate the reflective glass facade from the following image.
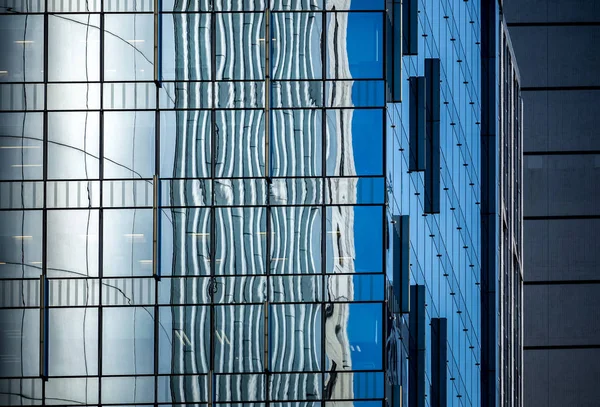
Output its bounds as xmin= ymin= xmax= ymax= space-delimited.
xmin=0 ymin=0 xmax=506 ymax=406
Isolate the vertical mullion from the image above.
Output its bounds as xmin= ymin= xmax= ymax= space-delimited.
xmin=264 ymin=3 xmax=272 ymax=402
xmin=98 ymin=4 xmax=105 ymax=405
xmin=320 ymin=7 xmax=327 ymax=396
xmin=41 ymin=1 xmax=49 ymax=395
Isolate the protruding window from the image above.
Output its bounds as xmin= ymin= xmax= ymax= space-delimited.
xmin=392 ymin=215 xmax=410 ymax=313
xmin=425 ymin=58 xmax=441 ymax=214
xmin=409 ymin=77 xmax=426 ymax=172
xmin=409 ymin=284 xmax=425 ymax=407
xmin=402 ymin=0 xmax=418 ymax=55
xmin=431 ymin=317 xmax=448 ymax=407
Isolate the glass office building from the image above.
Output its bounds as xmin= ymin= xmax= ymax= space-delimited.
xmin=0 ymin=0 xmax=515 ymax=406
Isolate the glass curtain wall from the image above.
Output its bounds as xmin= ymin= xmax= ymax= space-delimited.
xmin=0 ymin=0 xmax=387 ymax=406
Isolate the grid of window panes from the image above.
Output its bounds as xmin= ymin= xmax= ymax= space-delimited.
xmin=386 ymin=0 xmax=483 ymax=405
xmin=0 ymin=1 xmax=389 ymax=406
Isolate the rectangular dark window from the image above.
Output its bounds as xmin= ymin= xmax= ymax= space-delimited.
xmin=431 ymin=317 xmax=447 ymax=407
xmin=424 ymin=58 xmax=441 ymax=213
xmin=392 ymin=215 xmax=410 ymax=313
xmin=409 ymin=77 xmax=426 ymax=172
xmin=409 ymin=284 xmax=425 ymax=407
xmin=386 ymin=0 xmax=403 ymax=102
xmin=402 ymin=0 xmax=418 ymax=55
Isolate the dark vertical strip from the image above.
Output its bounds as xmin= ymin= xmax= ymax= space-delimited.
xmin=98 ymin=6 xmax=105 ymax=404
xmin=39 ymin=275 xmax=48 ymax=379
xmin=424 ymin=58 xmax=440 ymax=214
xmin=409 ymin=77 xmax=426 ymax=172
xmin=402 ymin=0 xmax=418 ymax=55
xmin=41 ymin=2 xmax=49 ymax=391
xmin=430 ymin=317 xmax=447 ymax=407
xmin=392 ymin=0 xmax=402 ymax=100
xmin=408 ymin=284 xmax=425 ymax=407
xmin=392 ymin=215 xmax=410 ymax=313
xmin=480 ymin=0 xmax=497 ymax=406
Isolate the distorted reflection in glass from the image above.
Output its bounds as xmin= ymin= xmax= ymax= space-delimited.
xmin=0 ymin=210 xmax=42 ymax=279
xmin=0 ymin=113 xmax=43 ymax=180
xmin=104 ymin=14 xmax=154 ymax=81
xmin=48 ymin=112 xmax=99 ymax=179
xmin=102 ymin=306 xmax=154 ymax=375
xmin=0 ymin=15 xmax=44 ymax=82
xmin=0 ymin=309 xmax=39 ymax=377
xmin=48 ymin=14 xmax=100 ymax=82
xmin=326 ymin=205 xmax=383 ymax=274
xmin=104 ymin=111 xmax=155 ymax=179
xmin=47 ymin=210 xmax=99 ymax=278
xmin=48 ymin=307 xmax=98 ymax=376
xmin=103 ymin=209 xmax=153 ymax=277
xmin=215 ymin=207 xmax=266 ymax=275
xmin=158 ymin=306 xmax=211 ymax=374
xmin=271 ymin=206 xmax=321 ymax=274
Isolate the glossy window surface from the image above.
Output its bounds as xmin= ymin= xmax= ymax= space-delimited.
xmin=0 ymin=0 xmax=484 ymax=406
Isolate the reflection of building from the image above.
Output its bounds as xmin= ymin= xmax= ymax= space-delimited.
xmin=0 ymin=1 xmax=520 ymax=406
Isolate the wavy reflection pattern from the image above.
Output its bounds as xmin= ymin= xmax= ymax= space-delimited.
xmin=168 ymin=0 xmax=358 ymax=404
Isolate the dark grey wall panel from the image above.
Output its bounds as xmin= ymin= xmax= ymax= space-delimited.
xmin=524 ymin=349 xmax=600 ymax=407
xmin=523 ymin=91 xmax=600 ymax=152
xmin=503 ymin=0 xmax=600 ymax=23
xmin=509 ymin=27 xmax=600 ymax=88
xmin=524 ymin=154 xmax=600 ymax=217
xmin=525 ymin=284 xmax=600 ymax=346
xmin=524 ymin=219 xmax=600 ymax=282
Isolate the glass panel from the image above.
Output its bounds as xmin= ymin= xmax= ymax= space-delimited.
xmin=213 ymin=276 xmax=266 ymax=303
xmin=214 ymin=305 xmax=264 ymax=373
xmin=47 ymin=83 xmax=100 ymax=110
xmin=326 ymin=205 xmax=383 ymax=273
xmin=0 ymin=210 xmax=42 ymax=279
xmin=272 ymin=12 xmax=323 ymax=80
xmin=104 ymin=111 xmax=155 ymax=179
xmin=104 ymin=14 xmax=154 ymax=81
xmin=214 ymin=373 xmax=266 ymax=401
xmin=272 ymin=81 xmax=323 ymax=108
xmin=162 ymin=13 xmax=211 ymax=81
xmin=215 ymin=207 xmax=266 ymax=275
xmin=45 ymin=377 xmax=98 ymax=405
xmin=0 ymin=113 xmax=43 ymax=180
xmin=270 ymin=178 xmax=323 ymax=205
xmin=46 ymin=180 xmax=101 ymax=208
xmin=48 ymin=14 xmax=100 ymax=82
xmin=102 ymin=278 xmax=155 ymax=306
xmin=159 ymin=81 xmax=212 ymax=109
xmin=48 ymin=278 xmax=100 ymax=306
xmin=0 ymin=15 xmax=44 ymax=82
xmin=326 ymin=274 xmax=384 ymax=302
xmin=270 ymin=304 xmax=321 ymax=372
xmin=270 ymin=206 xmax=321 ymax=275
xmin=161 ymin=179 xmax=213 ymax=207
xmin=323 ymin=371 xmax=384 ymax=399
xmin=0 ymin=309 xmax=39 ymax=377
xmin=48 ymin=112 xmax=100 ymax=179
xmin=158 ymin=306 xmax=211 ymax=374
xmin=215 ymin=110 xmax=266 ymax=178
xmin=326 ymin=80 xmax=385 ymax=107
xmin=0 ymin=279 xmax=40 ymax=308
xmin=101 ymin=376 xmax=154 ymax=404
xmin=102 ymin=307 xmax=155 ymax=375
xmin=102 ymin=179 xmax=153 ymax=208
xmin=272 ymin=110 xmax=322 ymax=177
xmin=103 ymin=82 xmax=156 ymax=110
xmin=216 ymin=82 xmax=265 ymax=108
xmin=103 ymin=209 xmax=153 ymax=277
xmin=215 ymin=13 xmax=265 ymax=80
xmin=158 ymin=277 xmax=212 ymax=304
xmin=270 ymin=275 xmax=322 ymax=303
xmin=325 ymin=177 xmax=385 ymax=205
xmin=0 ymin=181 xmax=44 ymax=209
xmin=161 ymin=207 xmax=211 ymax=277
xmin=269 ymin=373 xmax=322 ymax=400
xmin=48 ymin=308 xmax=98 ymax=376
xmin=160 ymin=110 xmax=212 ymax=179
xmin=157 ymin=375 xmax=209 ymax=403
xmin=0 ymin=83 xmax=44 ymax=111
xmin=48 ymin=0 xmax=100 ymax=12
xmin=47 ymin=210 xmax=99 ymax=278
xmin=214 ymin=179 xmax=268 ymax=206
xmin=326 ymin=109 xmax=384 ymax=176
xmin=326 ymin=12 xmax=383 ymax=79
